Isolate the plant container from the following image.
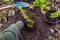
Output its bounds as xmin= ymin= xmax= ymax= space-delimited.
xmin=44 ymin=10 xmax=60 ymax=25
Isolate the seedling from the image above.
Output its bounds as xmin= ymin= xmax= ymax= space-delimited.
xmin=8 ymin=9 xmax=15 ymax=17
xmin=19 ymin=7 xmax=35 ymax=28
xmin=50 ymin=11 xmax=60 ymax=19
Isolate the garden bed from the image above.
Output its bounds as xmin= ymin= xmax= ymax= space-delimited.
xmin=0 ymin=7 xmax=53 ymax=40
xmin=0 ymin=0 xmax=60 ymax=40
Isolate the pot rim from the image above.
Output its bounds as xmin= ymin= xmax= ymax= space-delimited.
xmin=44 ymin=10 xmax=60 ymax=24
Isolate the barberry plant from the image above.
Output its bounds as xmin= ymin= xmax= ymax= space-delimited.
xmin=19 ymin=7 xmax=35 ymax=28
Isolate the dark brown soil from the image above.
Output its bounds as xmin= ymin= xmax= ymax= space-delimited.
xmin=19 ymin=8 xmax=52 ymax=40
xmin=0 ymin=7 xmax=53 ymax=40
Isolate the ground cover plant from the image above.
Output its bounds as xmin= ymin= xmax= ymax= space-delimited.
xmin=30 ymin=0 xmax=51 ymax=14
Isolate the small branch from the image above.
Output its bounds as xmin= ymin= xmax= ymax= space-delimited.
xmin=0 ymin=4 xmax=16 ymax=10
xmin=54 ymin=28 xmax=60 ymax=34
xmin=52 ymin=24 xmax=60 ymax=34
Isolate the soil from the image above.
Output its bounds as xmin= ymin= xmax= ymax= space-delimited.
xmin=0 ymin=1 xmax=60 ymax=40
xmin=0 ymin=7 xmax=53 ymax=40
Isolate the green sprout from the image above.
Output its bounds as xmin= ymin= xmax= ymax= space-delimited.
xmin=19 ymin=7 xmax=35 ymax=28
xmin=50 ymin=11 xmax=60 ymax=19
xmin=8 ymin=9 xmax=15 ymax=17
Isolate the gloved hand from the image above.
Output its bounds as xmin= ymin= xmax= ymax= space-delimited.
xmin=15 ymin=21 xmax=24 ymax=29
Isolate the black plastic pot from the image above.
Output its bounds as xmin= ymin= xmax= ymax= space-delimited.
xmin=44 ymin=10 xmax=60 ymax=25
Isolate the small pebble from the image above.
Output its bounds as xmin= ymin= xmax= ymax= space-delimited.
xmin=50 ymin=28 xmax=54 ymax=33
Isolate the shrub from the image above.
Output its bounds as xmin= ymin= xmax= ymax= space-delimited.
xmin=33 ymin=0 xmax=46 ymax=10
xmin=19 ymin=7 xmax=35 ymax=28
xmin=32 ymin=0 xmax=50 ymax=14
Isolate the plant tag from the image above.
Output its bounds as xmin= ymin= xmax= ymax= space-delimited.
xmin=16 ymin=2 xmax=25 ymax=8
xmin=15 ymin=2 xmax=30 ymax=8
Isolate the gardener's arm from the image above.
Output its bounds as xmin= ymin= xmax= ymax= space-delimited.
xmin=2 ymin=21 xmax=24 ymax=40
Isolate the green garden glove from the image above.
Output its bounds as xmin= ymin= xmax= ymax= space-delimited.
xmin=0 ymin=21 xmax=24 ymax=40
